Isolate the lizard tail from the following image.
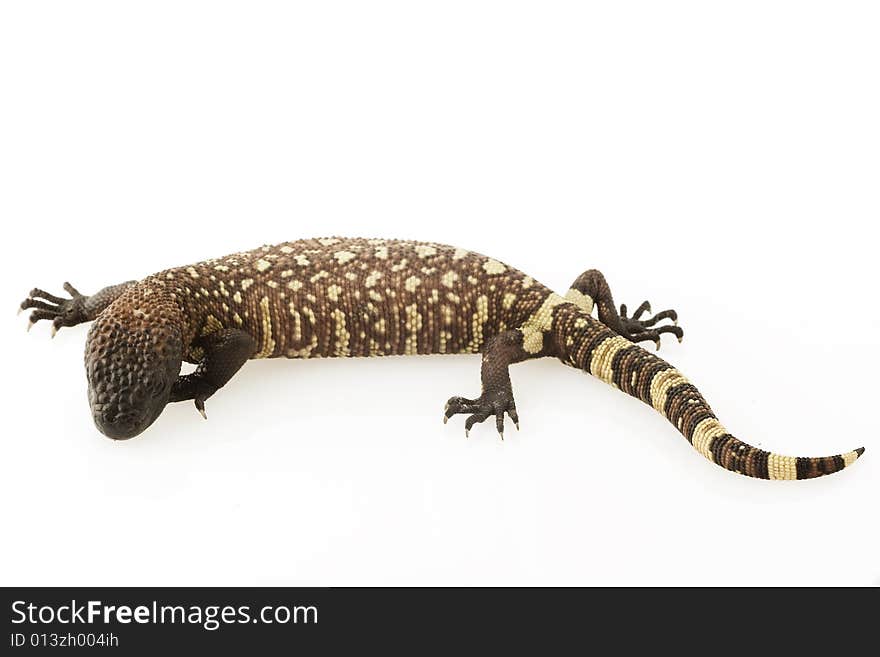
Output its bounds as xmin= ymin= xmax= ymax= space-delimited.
xmin=551 ymin=303 xmax=864 ymax=479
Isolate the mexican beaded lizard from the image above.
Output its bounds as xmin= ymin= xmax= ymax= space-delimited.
xmin=18 ymin=237 xmax=863 ymax=480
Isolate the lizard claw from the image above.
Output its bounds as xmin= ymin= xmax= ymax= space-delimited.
xmin=445 ymin=390 xmax=518 ymax=440
xmin=19 ymin=284 xmax=88 ymax=335
xmin=618 ymin=299 xmax=683 ymax=349
xmin=195 ymin=398 xmax=207 ymax=420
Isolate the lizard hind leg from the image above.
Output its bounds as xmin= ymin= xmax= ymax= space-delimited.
xmin=443 ymin=329 xmax=538 ymax=439
xmin=568 ymin=269 xmax=683 ymax=350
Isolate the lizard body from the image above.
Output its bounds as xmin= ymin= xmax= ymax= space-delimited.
xmin=20 ymin=237 xmax=863 ymax=480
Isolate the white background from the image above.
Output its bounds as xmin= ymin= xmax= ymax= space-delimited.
xmin=1 ymin=2 xmax=877 ymax=586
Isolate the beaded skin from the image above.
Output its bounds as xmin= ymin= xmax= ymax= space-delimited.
xmin=19 ymin=238 xmax=864 ymax=479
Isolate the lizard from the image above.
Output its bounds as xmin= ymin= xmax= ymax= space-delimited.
xmin=18 ymin=237 xmax=864 ymax=480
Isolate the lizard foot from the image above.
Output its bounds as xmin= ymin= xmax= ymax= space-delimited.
xmin=618 ymin=301 xmax=683 ymax=350
xmin=169 ymin=376 xmax=216 ymax=420
xmin=443 ymin=390 xmax=519 ymax=439
xmin=18 ymin=283 xmax=89 ymax=336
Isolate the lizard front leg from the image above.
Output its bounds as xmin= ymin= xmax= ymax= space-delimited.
xmin=444 ymin=329 xmax=540 ymax=439
xmin=19 ymin=281 xmax=136 ymax=336
xmin=169 ymin=329 xmax=256 ymax=419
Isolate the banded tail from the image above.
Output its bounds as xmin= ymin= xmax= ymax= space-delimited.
xmin=551 ymin=303 xmax=864 ymax=479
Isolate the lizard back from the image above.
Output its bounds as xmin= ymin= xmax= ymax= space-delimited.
xmin=151 ymin=237 xmax=553 ymax=362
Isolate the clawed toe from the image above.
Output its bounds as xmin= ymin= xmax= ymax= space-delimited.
xmin=444 ymin=391 xmax=518 ymax=439
xmin=620 ymin=299 xmax=683 ymax=348
xmin=629 ymin=324 xmax=684 ymax=349
xmin=621 ymin=301 xmax=652 ymax=322
xmin=19 ymin=283 xmax=86 ymax=335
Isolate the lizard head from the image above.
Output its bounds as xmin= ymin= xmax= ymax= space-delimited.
xmin=84 ymin=294 xmax=183 ymax=440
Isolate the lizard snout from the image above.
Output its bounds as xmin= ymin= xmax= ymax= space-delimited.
xmin=93 ymin=410 xmax=148 ymax=440
xmin=84 ymin=310 xmax=182 ymax=441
